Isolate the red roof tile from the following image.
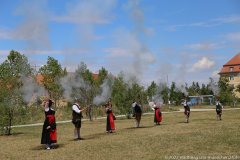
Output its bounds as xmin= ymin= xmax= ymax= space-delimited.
xmin=219 ymin=52 xmax=240 ymax=74
xmin=224 ymin=53 xmax=240 ymax=66
xmin=36 ymin=74 xmax=44 ymax=84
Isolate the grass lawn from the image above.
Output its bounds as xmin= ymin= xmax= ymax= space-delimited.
xmin=0 ymin=110 xmax=240 ymax=160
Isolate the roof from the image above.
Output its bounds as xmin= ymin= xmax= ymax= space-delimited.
xmin=36 ymin=74 xmax=44 ymax=84
xmin=219 ymin=52 xmax=240 ymax=74
xmin=224 ymin=53 xmax=240 ymax=66
xmin=92 ymin=73 xmax=99 ymax=80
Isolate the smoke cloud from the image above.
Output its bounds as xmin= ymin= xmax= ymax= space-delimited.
xmin=93 ymin=78 xmax=113 ymax=105
xmin=208 ymin=78 xmax=219 ymax=95
xmin=176 ymin=83 xmax=188 ymax=97
xmin=20 ymin=76 xmax=47 ymax=103
xmin=107 ymin=0 xmax=156 ymax=83
xmin=60 ymin=73 xmax=91 ymax=102
xmin=14 ymin=0 xmax=51 ymax=49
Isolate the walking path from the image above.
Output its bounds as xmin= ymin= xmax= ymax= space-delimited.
xmin=10 ymin=108 xmax=240 ymax=128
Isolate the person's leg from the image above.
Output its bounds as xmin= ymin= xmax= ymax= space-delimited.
xmin=136 ymin=114 xmax=140 ymax=128
xmin=77 ymin=128 xmax=81 ymax=139
xmin=138 ymin=115 xmax=141 ymax=127
xmin=74 ymin=127 xmax=78 ymax=138
xmin=186 ymin=112 xmax=189 ymax=123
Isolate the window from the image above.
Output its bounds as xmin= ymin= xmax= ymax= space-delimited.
xmin=229 ymin=76 xmax=234 ymax=81
xmin=229 ymin=67 xmax=234 ymax=72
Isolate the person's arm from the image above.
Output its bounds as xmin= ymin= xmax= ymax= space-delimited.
xmin=72 ymin=105 xmax=81 ymax=113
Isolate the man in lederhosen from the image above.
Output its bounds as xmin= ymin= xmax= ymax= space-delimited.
xmin=132 ymin=101 xmax=142 ymax=128
xmin=72 ymin=99 xmax=86 ymax=140
xmin=182 ymin=98 xmax=190 ymax=123
xmin=216 ymin=99 xmax=223 ymax=120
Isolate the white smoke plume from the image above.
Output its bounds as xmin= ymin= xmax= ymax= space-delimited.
xmin=148 ymin=82 xmax=167 ymax=108
xmin=93 ymin=79 xmax=112 ymax=105
xmin=60 ymin=73 xmax=91 ymax=102
xmin=176 ymin=83 xmax=188 ymax=97
xmin=109 ymin=0 xmax=155 ymax=81
xmin=14 ymin=0 xmax=51 ymax=49
xmin=208 ymin=78 xmax=219 ymax=95
xmin=20 ymin=76 xmax=47 ymax=103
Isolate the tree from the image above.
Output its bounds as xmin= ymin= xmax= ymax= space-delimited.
xmin=147 ymin=81 xmax=157 ymax=101
xmin=218 ymin=77 xmax=236 ymax=106
xmin=39 ymin=56 xmax=65 ymax=106
xmin=112 ymin=75 xmax=129 ymax=115
xmin=200 ymin=83 xmax=213 ymax=95
xmin=128 ymin=83 xmax=147 ymax=106
xmin=96 ymin=67 xmax=108 ymax=86
xmin=160 ymin=85 xmax=169 ymax=104
xmin=112 ymin=73 xmax=148 ymax=116
xmin=0 ymin=50 xmax=32 ymax=135
xmin=169 ymin=82 xmax=184 ymax=105
xmin=169 ymin=82 xmax=176 ymax=103
xmin=71 ymin=62 xmax=96 ymax=107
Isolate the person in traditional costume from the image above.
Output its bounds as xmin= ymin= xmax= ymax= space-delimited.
xmin=105 ymin=100 xmax=115 ymax=133
xmin=216 ymin=99 xmax=223 ymax=120
xmin=41 ymin=99 xmax=57 ymax=150
xmin=72 ymin=99 xmax=86 ymax=140
xmin=151 ymin=102 xmax=162 ymax=125
xmin=132 ymin=101 xmax=142 ymax=128
xmin=182 ymin=98 xmax=190 ymax=123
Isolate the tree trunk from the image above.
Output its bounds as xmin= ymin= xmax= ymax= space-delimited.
xmin=7 ymin=110 xmax=12 ymax=135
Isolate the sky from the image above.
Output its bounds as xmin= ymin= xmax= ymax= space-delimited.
xmin=0 ymin=0 xmax=240 ymax=86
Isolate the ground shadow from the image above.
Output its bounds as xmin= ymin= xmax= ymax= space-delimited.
xmin=125 ymin=126 xmax=155 ymax=130
xmin=0 ymin=132 xmax=24 ymax=136
xmin=69 ymin=132 xmax=108 ymax=141
xmin=194 ymin=118 xmax=216 ymax=121
xmin=178 ymin=122 xmax=189 ymax=124
xmin=31 ymin=143 xmax=65 ymax=151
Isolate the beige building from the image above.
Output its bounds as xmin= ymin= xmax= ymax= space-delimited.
xmin=219 ymin=52 xmax=240 ymax=97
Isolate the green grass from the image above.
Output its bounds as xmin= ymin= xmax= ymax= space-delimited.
xmin=0 ymin=110 xmax=240 ymax=160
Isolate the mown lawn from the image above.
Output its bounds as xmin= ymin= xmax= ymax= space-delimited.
xmin=0 ymin=110 xmax=240 ymax=160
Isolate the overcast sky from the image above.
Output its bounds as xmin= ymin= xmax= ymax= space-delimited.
xmin=0 ymin=0 xmax=240 ymax=86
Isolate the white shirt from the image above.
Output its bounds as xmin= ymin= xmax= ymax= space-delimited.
xmin=182 ymin=101 xmax=188 ymax=107
xmin=72 ymin=104 xmax=81 ymax=113
xmin=216 ymin=102 xmax=223 ymax=108
xmin=44 ymin=108 xmax=54 ymax=112
xmin=132 ymin=102 xmax=137 ymax=108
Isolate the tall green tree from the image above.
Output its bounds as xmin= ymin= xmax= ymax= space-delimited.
xmin=112 ymin=73 xmax=148 ymax=116
xmin=112 ymin=75 xmax=129 ymax=115
xmin=96 ymin=67 xmax=108 ymax=86
xmin=39 ymin=56 xmax=65 ymax=106
xmin=169 ymin=82 xmax=184 ymax=105
xmin=160 ymin=84 xmax=169 ymax=104
xmin=218 ymin=77 xmax=236 ymax=106
xmin=71 ymin=62 xmax=96 ymax=107
xmin=0 ymin=50 xmax=32 ymax=135
xmin=147 ymin=81 xmax=157 ymax=101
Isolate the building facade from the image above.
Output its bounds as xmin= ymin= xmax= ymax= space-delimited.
xmin=219 ymin=53 xmax=240 ymax=97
